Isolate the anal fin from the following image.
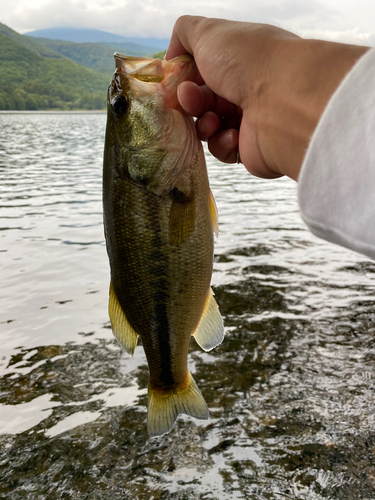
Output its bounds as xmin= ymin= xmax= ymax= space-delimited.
xmin=193 ymin=288 xmax=224 ymax=351
xmin=108 ymin=282 xmax=139 ymax=356
xmin=147 ymin=372 xmax=209 ymax=437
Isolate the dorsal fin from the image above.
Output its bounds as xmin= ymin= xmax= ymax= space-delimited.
xmin=108 ymin=282 xmax=139 ymax=356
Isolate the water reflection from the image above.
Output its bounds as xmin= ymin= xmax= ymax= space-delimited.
xmin=1 ymin=113 xmax=375 ymax=499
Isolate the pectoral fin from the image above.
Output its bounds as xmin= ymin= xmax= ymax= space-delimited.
xmin=108 ymin=282 xmax=139 ymax=356
xmin=209 ymin=189 xmax=219 ymax=237
xmin=193 ymin=288 xmax=224 ymax=351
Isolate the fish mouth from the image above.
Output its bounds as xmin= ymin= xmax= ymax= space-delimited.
xmin=114 ymin=54 xmax=165 ymax=82
xmin=113 ymin=53 xmax=197 ymax=95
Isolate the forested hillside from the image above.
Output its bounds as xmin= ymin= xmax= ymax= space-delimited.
xmin=25 ymin=27 xmax=169 ymax=49
xmin=0 ymin=30 xmax=109 ymax=110
xmin=27 ymin=38 xmax=158 ymax=75
xmin=0 ymin=22 xmax=63 ymax=59
xmin=0 ymin=24 xmax=110 ymax=110
xmin=0 ymin=23 xmax=167 ymax=111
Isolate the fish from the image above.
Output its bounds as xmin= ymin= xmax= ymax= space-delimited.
xmin=102 ymin=53 xmax=224 ymax=437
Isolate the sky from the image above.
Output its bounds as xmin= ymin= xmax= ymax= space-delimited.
xmin=1 ymin=0 xmax=375 ymax=46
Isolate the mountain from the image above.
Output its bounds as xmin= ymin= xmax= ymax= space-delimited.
xmin=0 ymin=22 xmax=63 ymax=59
xmin=0 ymin=24 xmax=109 ymax=110
xmin=28 ymin=38 xmax=163 ymax=75
xmin=25 ymin=27 xmax=170 ymax=50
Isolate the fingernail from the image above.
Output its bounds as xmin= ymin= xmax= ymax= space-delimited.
xmin=177 ymin=85 xmax=182 ymax=105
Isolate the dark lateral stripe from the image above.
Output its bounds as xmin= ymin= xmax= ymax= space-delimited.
xmin=148 ymin=209 xmax=175 ymax=387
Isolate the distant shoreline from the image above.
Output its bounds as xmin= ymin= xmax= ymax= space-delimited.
xmin=0 ymin=110 xmax=106 ymax=114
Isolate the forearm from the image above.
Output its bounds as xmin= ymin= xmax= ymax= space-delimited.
xmin=256 ymin=37 xmax=369 ymax=180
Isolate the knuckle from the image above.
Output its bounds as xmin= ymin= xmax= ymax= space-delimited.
xmin=174 ymin=15 xmax=190 ymax=30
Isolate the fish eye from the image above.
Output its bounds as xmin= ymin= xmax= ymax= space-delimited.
xmin=110 ymin=94 xmax=128 ymax=116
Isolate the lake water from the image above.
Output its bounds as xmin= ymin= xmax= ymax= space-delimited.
xmin=1 ymin=112 xmax=375 ymax=500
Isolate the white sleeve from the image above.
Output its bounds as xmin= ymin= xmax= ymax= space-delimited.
xmin=298 ymin=48 xmax=375 ymax=260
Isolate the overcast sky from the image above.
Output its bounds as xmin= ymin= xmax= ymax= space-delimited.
xmin=1 ymin=0 xmax=375 ymax=46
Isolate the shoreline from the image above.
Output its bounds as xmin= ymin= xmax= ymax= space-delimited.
xmin=0 ymin=110 xmax=106 ymax=114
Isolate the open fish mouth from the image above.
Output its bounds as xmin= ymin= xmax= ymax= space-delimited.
xmin=115 ymin=54 xmax=166 ymax=82
xmin=113 ymin=53 xmax=197 ymax=107
xmin=114 ymin=53 xmax=194 ymax=80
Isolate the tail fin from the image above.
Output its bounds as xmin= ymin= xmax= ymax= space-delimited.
xmin=147 ymin=373 xmax=209 ymax=437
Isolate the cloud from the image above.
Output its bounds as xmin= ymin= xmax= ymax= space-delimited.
xmin=1 ymin=0 xmax=374 ymax=41
xmin=2 ymin=0 xmax=343 ymax=37
xmin=240 ymin=0 xmax=341 ymax=29
xmin=297 ymin=27 xmax=375 ymax=47
xmin=6 ymin=0 xmax=179 ymax=36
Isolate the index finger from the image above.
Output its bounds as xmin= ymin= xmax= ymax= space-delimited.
xmin=178 ymin=81 xmax=241 ymax=119
xmin=165 ymin=15 xmax=205 ymax=61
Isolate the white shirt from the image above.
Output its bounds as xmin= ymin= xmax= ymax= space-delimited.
xmin=298 ymin=48 xmax=375 ymax=260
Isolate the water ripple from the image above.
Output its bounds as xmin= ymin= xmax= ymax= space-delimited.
xmin=1 ymin=113 xmax=375 ymax=500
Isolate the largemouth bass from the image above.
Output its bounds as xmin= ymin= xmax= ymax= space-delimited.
xmin=103 ymin=53 xmax=224 ymax=436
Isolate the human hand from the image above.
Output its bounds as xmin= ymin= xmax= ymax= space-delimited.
xmin=166 ymin=16 xmax=368 ymax=181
